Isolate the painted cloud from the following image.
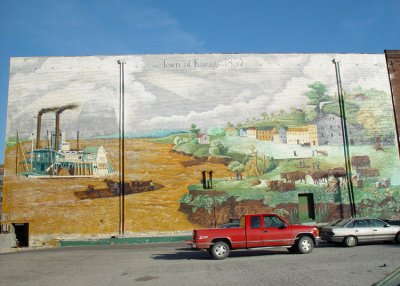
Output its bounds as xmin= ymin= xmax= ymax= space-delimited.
xmin=6 ymin=53 xmax=391 ymax=139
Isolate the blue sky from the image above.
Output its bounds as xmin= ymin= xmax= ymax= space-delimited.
xmin=0 ymin=0 xmax=399 ymax=164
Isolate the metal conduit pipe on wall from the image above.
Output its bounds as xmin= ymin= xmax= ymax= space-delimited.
xmin=332 ymin=59 xmax=357 ymax=217
xmin=118 ymin=60 xmax=126 ymax=235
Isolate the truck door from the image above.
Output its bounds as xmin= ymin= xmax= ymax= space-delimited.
xmin=245 ymin=215 xmax=264 ymax=248
xmin=261 ymin=215 xmax=293 ymax=246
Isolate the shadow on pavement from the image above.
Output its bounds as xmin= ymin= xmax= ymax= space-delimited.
xmin=155 ymin=241 xmax=400 ymax=260
xmin=316 ymin=241 xmax=400 ymax=248
xmin=152 ymin=251 xmax=209 ymax=260
xmin=152 ymin=248 xmax=291 ymax=260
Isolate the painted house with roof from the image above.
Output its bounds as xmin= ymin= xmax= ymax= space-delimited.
xmin=225 ymin=127 xmax=239 ymax=137
xmin=256 ymin=127 xmax=276 ymax=141
xmin=286 ymin=125 xmax=319 ymax=146
xmin=246 ymin=127 xmax=257 ymax=139
xmin=197 ymin=133 xmax=210 ymax=144
xmin=239 ymin=128 xmax=247 ymax=137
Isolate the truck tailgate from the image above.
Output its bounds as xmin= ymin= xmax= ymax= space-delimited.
xmin=193 ymin=227 xmax=246 ymax=249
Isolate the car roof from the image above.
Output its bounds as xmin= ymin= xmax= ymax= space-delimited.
xmin=345 ymin=217 xmax=385 ymax=220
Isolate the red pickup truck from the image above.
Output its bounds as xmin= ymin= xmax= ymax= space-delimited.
xmin=191 ymin=214 xmax=320 ymax=259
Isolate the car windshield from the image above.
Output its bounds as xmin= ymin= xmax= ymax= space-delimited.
xmin=327 ymin=219 xmax=342 ymax=226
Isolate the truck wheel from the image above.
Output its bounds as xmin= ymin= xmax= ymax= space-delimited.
xmin=210 ymin=241 xmax=230 ymax=260
xmin=343 ymin=236 xmax=357 ymax=247
xmin=296 ymin=236 xmax=314 ymax=254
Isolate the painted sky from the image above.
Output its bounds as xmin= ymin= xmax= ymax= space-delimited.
xmin=7 ymin=53 xmax=390 ymax=139
xmin=1 ymin=0 xmax=399 ymax=163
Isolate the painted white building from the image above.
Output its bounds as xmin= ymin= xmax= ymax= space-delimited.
xmin=246 ymin=127 xmax=257 ymax=139
xmin=286 ymin=125 xmax=319 ymax=146
xmin=197 ymin=133 xmax=210 ymax=144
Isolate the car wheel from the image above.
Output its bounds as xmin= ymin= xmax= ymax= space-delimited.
xmin=343 ymin=235 xmax=357 ymax=247
xmin=210 ymin=241 xmax=230 ymax=260
xmin=395 ymin=232 xmax=400 ymax=244
xmin=296 ymin=236 xmax=314 ymax=254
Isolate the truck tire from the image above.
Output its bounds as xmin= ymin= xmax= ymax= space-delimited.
xmin=210 ymin=241 xmax=230 ymax=260
xmin=296 ymin=236 xmax=314 ymax=254
xmin=343 ymin=235 xmax=357 ymax=247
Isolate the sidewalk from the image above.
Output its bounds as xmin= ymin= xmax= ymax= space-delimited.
xmin=0 ymin=233 xmax=193 ymax=253
xmin=60 ymin=234 xmax=192 ymax=247
xmin=0 ymin=233 xmax=17 ymax=254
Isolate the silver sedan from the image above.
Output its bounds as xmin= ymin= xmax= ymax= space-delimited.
xmin=320 ymin=218 xmax=400 ymax=247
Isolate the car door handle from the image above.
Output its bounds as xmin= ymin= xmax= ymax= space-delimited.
xmin=263 ymin=230 xmax=268 ymax=232
xmin=373 ymin=229 xmax=378 ymax=231
xmin=355 ymin=230 xmax=359 ymax=232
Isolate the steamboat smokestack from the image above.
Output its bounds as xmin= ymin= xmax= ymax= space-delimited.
xmin=36 ymin=107 xmax=59 ymax=149
xmin=77 ymin=131 xmax=80 ymax=151
xmin=55 ymin=111 xmax=61 ymax=150
xmin=36 ymin=112 xmax=43 ymax=149
xmin=54 ymin=104 xmax=78 ymax=151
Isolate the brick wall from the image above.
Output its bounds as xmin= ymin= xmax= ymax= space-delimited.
xmin=385 ymin=50 xmax=400 ymax=157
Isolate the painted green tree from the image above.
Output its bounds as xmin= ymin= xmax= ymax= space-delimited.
xmin=209 ymin=140 xmax=229 ymax=155
xmin=228 ymin=161 xmax=245 ymax=180
xmin=189 ymin=123 xmax=201 ymax=136
xmin=304 ymin=82 xmax=332 ymax=121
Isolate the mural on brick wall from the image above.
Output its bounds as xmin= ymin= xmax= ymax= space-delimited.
xmin=4 ymin=54 xmax=400 ymax=239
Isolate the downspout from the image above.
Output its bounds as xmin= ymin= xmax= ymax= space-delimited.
xmin=332 ymin=59 xmax=357 ymax=217
xmin=118 ymin=60 xmax=126 ymax=236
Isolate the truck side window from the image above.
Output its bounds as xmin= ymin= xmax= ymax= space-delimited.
xmin=250 ymin=216 xmax=260 ymax=228
xmin=264 ymin=216 xmax=284 ymax=228
xmin=264 ymin=216 xmax=273 ymax=227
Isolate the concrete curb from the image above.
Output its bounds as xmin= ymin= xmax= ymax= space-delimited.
xmin=373 ymin=267 xmax=400 ymax=286
xmin=60 ymin=235 xmax=192 ymax=247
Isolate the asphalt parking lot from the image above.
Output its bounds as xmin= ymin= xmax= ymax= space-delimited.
xmin=0 ymin=241 xmax=399 ymax=286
